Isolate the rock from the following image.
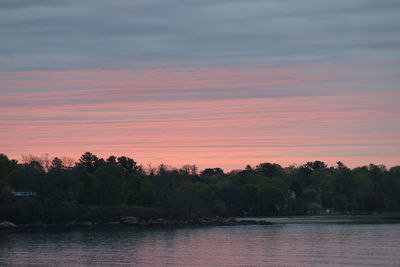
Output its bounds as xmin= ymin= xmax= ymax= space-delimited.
xmin=235 ymin=219 xmax=273 ymax=225
xmin=121 ymin=216 xmax=139 ymax=225
xmin=24 ymin=222 xmax=45 ymax=228
xmin=0 ymin=221 xmax=17 ymax=228
xmin=199 ymin=218 xmax=210 ymax=225
xmin=77 ymin=221 xmax=93 ymax=227
xmin=105 ymin=221 xmax=121 ymax=226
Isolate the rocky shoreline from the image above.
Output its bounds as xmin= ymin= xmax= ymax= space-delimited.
xmin=0 ymin=217 xmax=272 ymax=229
xmin=237 ymin=215 xmax=400 ymax=224
xmin=3 ymin=215 xmax=399 ymax=229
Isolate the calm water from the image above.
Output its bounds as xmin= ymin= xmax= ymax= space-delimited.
xmin=1 ymin=223 xmax=400 ymax=266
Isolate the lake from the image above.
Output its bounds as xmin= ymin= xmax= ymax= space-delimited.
xmin=1 ymin=223 xmax=400 ymax=266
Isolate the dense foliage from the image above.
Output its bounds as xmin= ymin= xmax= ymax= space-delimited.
xmin=0 ymin=153 xmax=399 ymax=223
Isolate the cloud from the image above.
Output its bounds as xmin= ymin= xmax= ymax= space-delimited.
xmin=1 ymin=61 xmax=399 ymax=111
xmin=1 ymin=1 xmax=399 ymax=169
xmin=0 ymin=0 xmax=66 ymax=9
xmin=1 ymin=91 xmax=399 ymax=169
xmin=1 ymin=65 xmax=399 ymax=169
xmin=0 ymin=0 xmax=399 ymax=70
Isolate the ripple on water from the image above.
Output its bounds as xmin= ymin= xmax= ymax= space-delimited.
xmin=1 ymin=224 xmax=400 ymax=266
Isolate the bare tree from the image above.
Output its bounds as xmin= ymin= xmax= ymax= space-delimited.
xmin=41 ymin=153 xmax=51 ymax=172
xmin=180 ymin=164 xmax=198 ymax=175
xmin=61 ymin=156 xmax=76 ymax=168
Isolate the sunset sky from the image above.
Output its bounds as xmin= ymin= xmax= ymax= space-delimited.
xmin=1 ymin=0 xmax=399 ymax=170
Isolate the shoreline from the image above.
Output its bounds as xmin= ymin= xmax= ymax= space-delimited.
xmin=236 ymin=214 xmax=400 ymax=224
xmin=2 ymin=214 xmax=400 ymax=230
xmin=0 ymin=217 xmax=272 ymax=230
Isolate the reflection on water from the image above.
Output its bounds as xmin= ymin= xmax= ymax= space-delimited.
xmin=1 ymin=224 xmax=400 ymax=266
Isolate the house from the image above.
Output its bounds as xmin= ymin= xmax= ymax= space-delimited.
xmin=11 ymin=191 xmax=36 ymax=201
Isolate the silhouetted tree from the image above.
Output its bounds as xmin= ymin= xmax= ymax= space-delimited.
xmin=117 ymin=156 xmax=137 ymax=171
xmin=336 ymin=161 xmax=347 ymax=170
xmin=106 ymin=156 xmax=117 ymax=165
xmin=256 ymin=162 xmax=284 ymax=178
xmin=77 ymin=152 xmax=102 ymax=172
xmin=1 ymin=152 xmax=400 ymax=224
xmin=369 ymin=164 xmax=385 ymax=213
xmin=301 ymin=161 xmax=327 ymax=175
xmin=200 ymin=168 xmax=224 ymax=176
xmin=50 ymin=157 xmax=63 ymax=169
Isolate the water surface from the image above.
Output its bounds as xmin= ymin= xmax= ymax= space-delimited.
xmin=1 ymin=223 xmax=399 ymax=266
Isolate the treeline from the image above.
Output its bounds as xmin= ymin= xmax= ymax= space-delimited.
xmin=0 ymin=152 xmax=399 ymax=223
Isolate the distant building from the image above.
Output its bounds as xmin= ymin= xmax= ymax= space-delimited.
xmin=301 ymin=189 xmax=322 ymax=214
xmin=11 ymin=191 xmax=36 ymax=201
xmin=11 ymin=191 xmax=36 ymax=197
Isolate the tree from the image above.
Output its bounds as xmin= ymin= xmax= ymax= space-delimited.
xmin=301 ymin=161 xmax=327 ymax=176
xmin=215 ymin=181 xmax=242 ymax=215
xmin=336 ymin=161 xmax=347 ymax=170
xmin=94 ymin=164 xmax=124 ymax=205
xmin=369 ymin=164 xmax=385 ymax=213
xmin=0 ymin=153 xmax=12 ymax=180
xmin=385 ymin=166 xmax=400 ymax=211
xmin=180 ymin=164 xmax=198 ymax=176
xmin=106 ymin=156 xmax=117 ymax=165
xmin=77 ymin=152 xmax=102 ymax=172
xmin=0 ymin=179 xmax=11 ymax=203
xmin=256 ymin=162 xmax=284 ymax=178
xmin=298 ymin=161 xmax=328 ymax=187
xmin=200 ymin=168 xmax=224 ymax=176
xmin=353 ymin=167 xmax=374 ymax=212
xmin=43 ymin=166 xmax=71 ymax=204
xmin=241 ymin=184 xmax=260 ymax=214
xmin=2 ymin=151 xmax=400 ymax=222
xmin=61 ymin=156 xmax=76 ymax=168
xmin=258 ymin=185 xmax=286 ymax=213
xmin=77 ymin=171 xmax=97 ymax=204
xmin=50 ymin=157 xmax=64 ymax=169
xmin=117 ymin=156 xmax=137 ymax=171
xmin=124 ymin=172 xmax=143 ymax=205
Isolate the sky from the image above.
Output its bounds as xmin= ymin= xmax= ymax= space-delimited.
xmin=1 ymin=0 xmax=399 ymax=170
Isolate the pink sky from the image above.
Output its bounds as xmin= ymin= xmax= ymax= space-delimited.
xmin=1 ymin=62 xmax=399 ymax=170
